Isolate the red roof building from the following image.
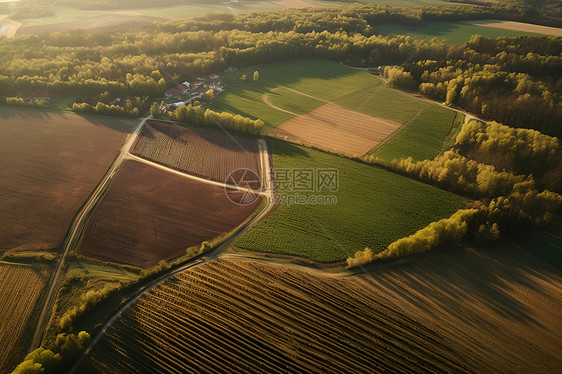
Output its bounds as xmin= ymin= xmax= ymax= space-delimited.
xmin=165 ymin=81 xmax=190 ymax=98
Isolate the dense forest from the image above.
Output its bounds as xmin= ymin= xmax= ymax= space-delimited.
xmin=385 ymin=35 xmax=561 ymax=136
xmin=445 ymin=0 xmax=562 ymax=27
xmin=0 ymin=3 xmax=560 ymax=136
xmin=350 ymin=120 xmax=562 ymax=266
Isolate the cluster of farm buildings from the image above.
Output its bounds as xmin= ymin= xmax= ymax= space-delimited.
xmin=163 ymin=71 xmax=227 ymax=111
xmin=16 ymin=90 xmax=51 ymax=102
xmin=13 ymin=67 xmax=235 ymax=110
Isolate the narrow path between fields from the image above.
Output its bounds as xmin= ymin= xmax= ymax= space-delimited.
xmin=277 ymin=86 xmax=330 ymax=103
xmin=32 ymin=116 xmax=273 ymax=351
xmin=262 ymin=93 xmax=298 ymax=116
xmin=262 ymin=86 xmax=331 ymax=116
xmin=30 ymin=116 xmax=151 ymax=350
xmin=128 ymin=118 xmax=271 ymax=195
xmin=69 ymin=138 xmax=275 ymax=373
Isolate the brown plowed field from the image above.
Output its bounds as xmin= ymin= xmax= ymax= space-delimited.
xmin=0 ymin=108 xmax=135 ymax=252
xmin=79 ymin=161 xmax=260 ymax=268
xmin=132 ymin=121 xmax=261 ymax=188
xmin=79 ymin=245 xmax=562 ymax=373
xmin=270 ymin=103 xmax=401 ymax=157
xmin=0 ymin=262 xmax=48 ymax=373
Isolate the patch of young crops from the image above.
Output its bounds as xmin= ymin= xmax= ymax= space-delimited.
xmin=132 ymin=121 xmax=261 ymax=188
xmin=235 ymin=140 xmax=467 ymax=262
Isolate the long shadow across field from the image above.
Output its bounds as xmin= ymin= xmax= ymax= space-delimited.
xmin=364 ymin=244 xmax=562 ymax=327
xmin=0 ymin=106 xmax=134 ymax=134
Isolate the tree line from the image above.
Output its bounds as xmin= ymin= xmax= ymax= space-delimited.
xmin=384 ymin=35 xmax=561 ymax=136
xmin=152 ymin=103 xmax=265 ymax=136
xmin=11 ymin=332 xmax=91 ymax=374
xmin=0 ymin=3 xmax=559 ymax=130
xmin=349 ymin=119 xmax=562 ymax=267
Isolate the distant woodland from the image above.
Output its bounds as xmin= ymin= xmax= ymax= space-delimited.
xmin=0 ymin=3 xmax=560 ymax=136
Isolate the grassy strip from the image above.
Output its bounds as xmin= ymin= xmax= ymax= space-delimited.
xmin=1 ymin=251 xmax=58 ymax=264
xmin=333 ymin=85 xmax=427 ymax=124
xmin=212 ymin=59 xmax=382 ymax=129
xmin=368 ymin=104 xmax=465 ymax=161
xmin=373 ymin=21 xmax=537 ymax=45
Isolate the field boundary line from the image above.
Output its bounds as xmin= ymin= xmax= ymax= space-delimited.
xmin=261 ymin=93 xmax=298 ymax=116
xmin=276 ymin=86 xmax=330 ymax=103
xmin=69 ymin=139 xmax=275 ymax=373
xmin=363 ymin=101 xmax=432 ymax=157
xmin=29 ymin=116 xmax=151 ymax=350
xmin=127 ymin=154 xmax=268 ymax=196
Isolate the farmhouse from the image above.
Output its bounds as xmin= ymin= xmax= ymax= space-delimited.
xmin=211 ymin=85 xmax=224 ymax=95
xmin=165 ymin=81 xmax=190 ymax=97
xmin=32 ymin=90 xmax=51 ymax=101
xmin=15 ymin=90 xmax=51 ymax=102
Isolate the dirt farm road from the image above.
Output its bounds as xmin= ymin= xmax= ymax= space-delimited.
xmin=31 ymin=114 xmax=273 ymax=354
xmin=69 ymin=132 xmax=275 ymax=373
xmin=30 ymin=116 xmax=152 ymax=350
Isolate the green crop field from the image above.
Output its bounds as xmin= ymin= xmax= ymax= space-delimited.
xmin=369 ymin=104 xmax=465 ymax=161
xmin=213 ymin=59 xmax=382 ymax=129
xmin=333 ymin=85 xmax=428 ymax=124
xmin=268 ymin=87 xmax=325 ymax=115
xmin=373 ymin=21 xmax=536 ymax=45
xmin=215 ymin=60 xmax=461 ymax=159
xmin=235 ymin=140 xmax=467 ymax=262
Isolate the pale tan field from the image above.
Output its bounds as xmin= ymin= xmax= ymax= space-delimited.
xmin=270 ymin=103 xmax=401 ymax=157
xmin=18 ymin=13 xmax=163 ymax=34
xmin=271 ymin=0 xmax=317 ymax=8
xmin=466 ymin=19 xmax=562 ymax=36
xmin=79 ymin=244 xmax=562 ymax=373
xmin=0 ymin=262 xmax=48 ymax=373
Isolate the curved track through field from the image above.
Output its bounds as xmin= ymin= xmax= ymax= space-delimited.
xmin=31 ymin=116 xmax=273 ymax=351
xmin=29 ymin=116 xmax=151 ymax=350
xmin=68 ymin=132 xmax=274 ymax=373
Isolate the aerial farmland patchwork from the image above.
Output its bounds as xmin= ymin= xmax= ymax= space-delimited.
xmin=1 ymin=1 xmax=562 ymax=373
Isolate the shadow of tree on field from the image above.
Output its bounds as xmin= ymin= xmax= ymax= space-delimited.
xmin=364 ymin=243 xmax=562 ymax=327
xmin=0 ymin=105 xmax=135 ymax=134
